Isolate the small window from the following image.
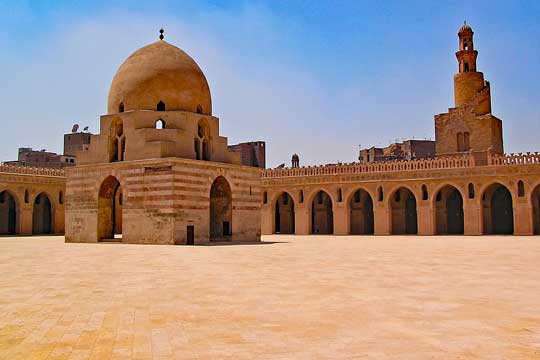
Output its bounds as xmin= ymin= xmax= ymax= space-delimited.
xmin=157 ymin=101 xmax=165 ymax=111
xmin=70 ymin=159 xmax=74 ymax=163
xmin=464 ymin=62 xmax=470 ymax=72
xmin=249 ymin=187 xmax=252 ymax=196
xmin=518 ymin=180 xmax=525 ymax=197
xmin=119 ymin=102 xmax=124 ymax=113
xmin=196 ymin=105 xmax=203 ymax=114
xmin=155 ymin=119 xmax=165 ymax=129
xmin=337 ymin=188 xmax=343 ymax=202
xmin=299 ymin=190 xmax=304 ymax=203
xmin=24 ymin=190 xmax=29 ymax=203
xmin=468 ymin=183 xmax=475 ymax=199
xmin=457 ymin=132 xmax=464 ymax=152
xmin=421 ymin=185 xmax=428 ymax=201
xmin=378 ymin=187 xmax=384 ymax=202
xmin=464 ymin=132 xmax=470 ymax=151
xmin=263 ymin=192 xmax=268 ymax=204
xmin=59 ymin=191 xmax=64 ymax=205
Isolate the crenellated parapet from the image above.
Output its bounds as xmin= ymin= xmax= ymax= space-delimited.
xmin=0 ymin=164 xmax=65 ymax=177
xmin=262 ymin=152 xmax=540 ymax=179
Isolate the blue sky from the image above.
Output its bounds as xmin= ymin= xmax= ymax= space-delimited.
xmin=0 ymin=1 xmax=539 ymax=166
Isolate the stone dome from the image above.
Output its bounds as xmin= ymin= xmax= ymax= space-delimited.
xmin=108 ymin=40 xmax=212 ymax=115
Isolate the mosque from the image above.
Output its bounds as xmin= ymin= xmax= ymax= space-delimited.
xmin=1 ymin=24 xmax=540 ymax=241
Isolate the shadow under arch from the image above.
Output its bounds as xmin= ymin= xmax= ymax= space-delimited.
xmin=33 ymin=192 xmax=53 ymax=235
xmin=532 ymin=183 xmax=540 ymax=235
xmin=348 ymin=188 xmax=374 ymax=235
xmin=310 ymin=190 xmax=333 ymax=234
xmin=98 ymin=175 xmax=123 ymax=240
xmin=210 ymin=176 xmax=232 ymax=241
xmin=433 ymin=184 xmax=464 ymax=235
xmin=482 ymin=182 xmax=513 ymax=235
xmin=0 ymin=190 xmax=19 ymax=235
xmin=389 ymin=186 xmax=417 ymax=235
xmin=274 ymin=191 xmax=295 ymax=234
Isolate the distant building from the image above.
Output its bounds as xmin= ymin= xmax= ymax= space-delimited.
xmin=228 ymin=141 xmax=266 ymax=168
xmin=4 ymin=148 xmax=75 ymax=168
xmin=359 ymin=139 xmax=435 ymax=163
xmin=64 ymin=132 xmax=92 ymax=157
xmin=3 ymin=128 xmax=93 ymax=168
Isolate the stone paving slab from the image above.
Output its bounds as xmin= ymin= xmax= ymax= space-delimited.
xmin=0 ymin=235 xmax=539 ymax=359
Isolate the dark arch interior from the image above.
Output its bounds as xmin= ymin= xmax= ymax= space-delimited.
xmin=0 ymin=190 xmax=17 ymax=235
xmin=274 ymin=193 xmax=295 ymax=234
xmin=210 ymin=176 xmax=232 ymax=241
xmin=157 ymin=101 xmax=165 ymax=111
xmin=349 ymin=189 xmax=374 ymax=235
xmin=533 ymin=185 xmax=540 ymax=235
xmin=311 ymin=191 xmax=333 ymax=234
xmin=435 ymin=186 xmax=464 ymax=235
xmin=33 ymin=193 xmax=52 ymax=235
xmin=98 ymin=176 xmax=123 ymax=240
xmin=482 ymin=184 xmax=514 ymax=235
xmin=391 ymin=188 xmax=417 ymax=234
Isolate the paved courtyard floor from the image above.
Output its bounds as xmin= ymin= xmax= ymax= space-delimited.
xmin=0 ymin=235 xmax=539 ymax=360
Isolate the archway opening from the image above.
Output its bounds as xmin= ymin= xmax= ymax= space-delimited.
xmin=274 ymin=192 xmax=295 ymax=234
xmin=32 ymin=193 xmax=52 ymax=234
xmin=210 ymin=176 xmax=232 ymax=241
xmin=533 ymin=184 xmax=540 ymax=235
xmin=311 ymin=190 xmax=333 ymax=234
xmin=390 ymin=188 xmax=417 ymax=235
xmin=482 ymin=183 xmax=513 ymax=235
xmin=435 ymin=186 xmax=464 ymax=234
xmin=349 ymin=189 xmax=374 ymax=235
xmin=0 ymin=190 xmax=17 ymax=235
xmin=98 ymin=176 xmax=123 ymax=241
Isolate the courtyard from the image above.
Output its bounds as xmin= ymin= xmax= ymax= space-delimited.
xmin=0 ymin=235 xmax=539 ymax=360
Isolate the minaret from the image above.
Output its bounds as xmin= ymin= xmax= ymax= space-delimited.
xmin=434 ymin=23 xmax=503 ymax=156
xmin=453 ymin=22 xmax=491 ymax=114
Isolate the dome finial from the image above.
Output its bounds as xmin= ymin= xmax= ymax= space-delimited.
xmin=159 ymin=28 xmax=164 ymax=41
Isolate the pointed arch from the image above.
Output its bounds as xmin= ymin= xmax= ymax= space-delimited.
xmin=210 ymin=176 xmax=232 ymax=241
xmin=434 ymin=185 xmax=464 ymax=234
xmin=274 ymin=192 xmax=295 ymax=234
xmin=98 ymin=176 xmax=123 ymax=240
xmin=157 ymin=101 xmax=166 ymax=111
xmin=310 ymin=190 xmax=333 ymax=234
xmin=0 ymin=190 xmax=18 ymax=235
xmin=389 ymin=187 xmax=417 ymax=235
xmin=532 ymin=183 xmax=540 ymax=235
xmin=348 ymin=188 xmax=374 ymax=235
xmin=32 ymin=192 xmax=53 ymax=235
xmin=482 ymin=183 xmax=513 ymax=235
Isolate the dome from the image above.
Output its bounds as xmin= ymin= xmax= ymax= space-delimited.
xmin=458 ymin=22 xmax=473 ymax=34
xmin=108 ymin=40 xmax=212 ymax=115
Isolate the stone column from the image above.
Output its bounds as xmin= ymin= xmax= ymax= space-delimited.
xmin=463 ymin=200 xmax=482 ymax=235
xmin=295 ymin=205 xmax=310 ymax=235
xmin=417 ymin=204 xmax=435 ymax=235
xmin=374 ymin=204 xmax=390 ymax=236
xmin=333 ymin=203 xmax=348 ymax=235
xmin=513 ymin=202 xmax=533 ymax=235
xmin=20 ymin=205 xmax=33 ymax=236
xmin=260 ymin=204 xmax=273 ymax=235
